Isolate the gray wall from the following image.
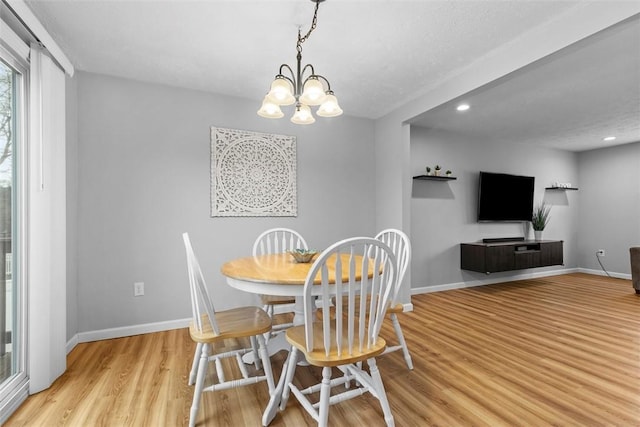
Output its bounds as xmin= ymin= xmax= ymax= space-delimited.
xmin=410 ymin=126 xmax=579 ymax=289
xmin=72 ymin=71 xmax=375 ymax=334
xmin=577 ymin=142 xmax=640 ymax=275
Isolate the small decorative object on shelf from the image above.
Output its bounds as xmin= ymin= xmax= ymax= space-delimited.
xmin=546 ymin=182 xmax=578 ymax=190
xmin=553 ymin=182 xmax=572 ymax=188
xmin=415 ymin=164 xmax=456 ymax=181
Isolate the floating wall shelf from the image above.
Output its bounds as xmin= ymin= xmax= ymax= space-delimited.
xmin=545 ymin=187 xmax=578 ymax=191
xmin=413 ymin=175 xmax=457 ymax=181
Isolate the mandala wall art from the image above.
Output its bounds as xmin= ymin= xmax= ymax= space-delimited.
xmin=210 ymin=127 xmax=297 ymax=217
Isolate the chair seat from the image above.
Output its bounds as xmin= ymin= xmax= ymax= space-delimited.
xmin=189 ymin=306 xmax=272 ymax=343
xmin=260 ymin=294 xmax=296 ymax=305
xmin=285 ymin=323 xmax=387 ymax=367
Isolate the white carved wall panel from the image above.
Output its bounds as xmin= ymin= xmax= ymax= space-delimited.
xmin=210 ymin=127 xmax=297 ymax=217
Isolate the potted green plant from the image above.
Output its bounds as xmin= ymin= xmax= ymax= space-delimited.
xmin=434 ymin=165 xmax=441 ymax=176
xmin=425 ymin=166 xmax=431 ymax=176
xmin=445 ymin=170 xmax=452 ymax=177
xmin=531 ymin=203 xmax=551 ymax=240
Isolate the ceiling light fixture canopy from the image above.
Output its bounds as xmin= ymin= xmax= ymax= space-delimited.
xmin=258 ymin=0 xmax=342 ymax=124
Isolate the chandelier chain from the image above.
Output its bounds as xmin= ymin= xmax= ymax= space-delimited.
xmin=297 ymin=0 xmax=321 ymax=53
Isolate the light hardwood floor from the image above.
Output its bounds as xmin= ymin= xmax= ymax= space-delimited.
xmin=5 ymin=273 xmax=640 ymax=426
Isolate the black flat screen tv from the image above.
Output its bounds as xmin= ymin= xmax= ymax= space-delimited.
xmin=477 ymin=171 xmax=535 ymax=222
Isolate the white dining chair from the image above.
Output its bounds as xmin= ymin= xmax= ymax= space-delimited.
xmin=182 ymin=232 xmax=275 ymax=427
xmin=262 ymin=237 xmax=398 ymax=427
xmin=375 ymin=228 xmax=414 ymax=370
xmin=253 ymin=228 xmax=309 ymax=332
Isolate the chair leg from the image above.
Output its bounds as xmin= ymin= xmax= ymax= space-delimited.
xmin=188 ymin=342 xmax=202 ymax=385
xmin=263 ymin=347 xmax=297 ymax=426
xmin=263 ymin=303 xmax=273 ymax=318
xmin=250 ymin=335 xmax=262 ymax=370
xmin=279 ymin=347 xmax=299 ymax=411
xmin=318 ymin=366 xmax=332 ymax=427
xmin=256 ymin=334 xmax=275 ymax=393
xmin=368 ymin=357 xmax=394 ymax=427
xmin=190 ymin=343 xmax=210 ymax=427
xmin=390 ymin=313 xmax=413 ymax=370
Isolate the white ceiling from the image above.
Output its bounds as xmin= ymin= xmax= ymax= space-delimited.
xmin=411 ymin=14 xmax=640 ymax=152
xmin=22 ymin=0 xmax=640 ymax=152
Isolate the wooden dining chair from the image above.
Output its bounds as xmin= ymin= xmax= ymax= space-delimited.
xmin=253 ymin=228 xmax=309 ymax=332
xmin=182 ymin=233 xmax=275 ymax=427
xmin=262 ymin=237 xmax=398 ymax=427
xmin=375 ymin=228 xmax=414 ymax=370
xmin=324 ymin=229 xmax=414 ymax=370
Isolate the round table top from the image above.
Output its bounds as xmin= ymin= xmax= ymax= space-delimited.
xmin=220 ymin=253 xmax=369 ymax=286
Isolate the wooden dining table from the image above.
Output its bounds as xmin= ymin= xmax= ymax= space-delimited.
xmin=220 ymin=252 xmax=371 ymax=359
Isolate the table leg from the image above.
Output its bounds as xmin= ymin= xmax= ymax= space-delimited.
xmin=242 ymin=296 xmax=313 ymax=365
xmin=291 ymin=296 xmax=305 ymax=326
xmin=242 ymin=332 xmax=290 ymax=364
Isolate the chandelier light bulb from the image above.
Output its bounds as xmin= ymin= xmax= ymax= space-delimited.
xmin=299 ymin=77 xmax=327 ymax=106
xmin=317 ymin=92 xmax=343 ymax=117
xmin=267 ymin=77 xmax=295 ymax=106
xmin=291 ymin=103 xmax=315 ymax=125
xmin=257 ymin=96 xmax=284 ymax=118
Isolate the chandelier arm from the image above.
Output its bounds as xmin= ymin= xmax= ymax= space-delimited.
xmin=300 ymin=64 xmax=316 ymax=81
xmin=277 ymin=64 xmax=296 ymax=86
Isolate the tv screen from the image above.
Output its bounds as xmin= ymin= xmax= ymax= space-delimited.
xmin=477 ymin=172 xmax=535 ymax=222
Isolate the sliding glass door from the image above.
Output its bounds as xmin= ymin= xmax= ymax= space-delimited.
xmin=0 ymin=47 xmax=27 ymax=418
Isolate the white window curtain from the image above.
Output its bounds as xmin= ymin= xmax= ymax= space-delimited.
xmin=27 ymin=44 xmax=66 ymax=394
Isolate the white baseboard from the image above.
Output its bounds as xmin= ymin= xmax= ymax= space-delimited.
xmin=577 ymin=268 xmax=631 ymax=280
xmin=411 ymin=267 xmax=579 ymax=295
xmin=65 ymin=334 xmax=78 ymax=355
xmin=67 ymin=318 xmax=191 ymax=354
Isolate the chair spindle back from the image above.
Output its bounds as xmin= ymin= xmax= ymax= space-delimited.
xmin=253 ymin=227 xmax=308 ymax=256
xmin=183 ymin=232 xmax=219 ymax=335
xmin=304 ymin=237 xmax=397 ymax=357
xmin=375 ymin=229 xmax=411 ymax=304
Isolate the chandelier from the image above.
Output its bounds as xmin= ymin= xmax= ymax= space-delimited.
xmin=257 ymin=0 xmax=342 ymax=125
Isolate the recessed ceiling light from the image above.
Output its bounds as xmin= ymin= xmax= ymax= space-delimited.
xmin=456 ymin=104 xmax=470 ymax=112
xmin=603 ymin=136 xmax=616 ymax=141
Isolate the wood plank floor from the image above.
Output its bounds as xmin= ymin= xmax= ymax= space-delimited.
xmin=5 ymin=273 xmax=640 ymax=426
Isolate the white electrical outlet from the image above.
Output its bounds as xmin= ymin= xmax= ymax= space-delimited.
xmin=134 ymin=282 xmax=145 ymax=296
xmin=597 ymin=249 xmax=605 ymax=256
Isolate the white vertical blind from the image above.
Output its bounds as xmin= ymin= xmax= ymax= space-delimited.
xmin=27 ymin=45 xmax=66 ymax=394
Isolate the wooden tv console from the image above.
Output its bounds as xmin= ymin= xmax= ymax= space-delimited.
xmin=460 ymin=239 xmax=563 ymax=274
